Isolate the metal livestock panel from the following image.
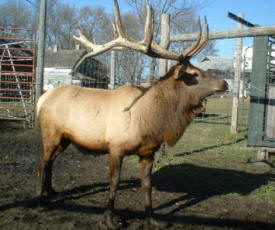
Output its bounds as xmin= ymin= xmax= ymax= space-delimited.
xmin=0 ymin=27 xmax=35 ymax=125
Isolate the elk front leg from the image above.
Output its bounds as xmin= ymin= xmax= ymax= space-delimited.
xmin=105 ymin=152 xmax=123 ymax=229
xmin=139 ymin=155 xmax=168 ymax=229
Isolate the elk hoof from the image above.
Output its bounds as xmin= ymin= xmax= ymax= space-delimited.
xmin=46 ymin=187 xmax=58 ymax=197
xmin=104 ymin=211 xmax=122 ymax=230
xmin=145 ymin=218 xmax=168 ymax=229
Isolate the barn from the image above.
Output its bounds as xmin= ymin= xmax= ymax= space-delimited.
xmin=44 ymin=48 xmax=109 ymax=91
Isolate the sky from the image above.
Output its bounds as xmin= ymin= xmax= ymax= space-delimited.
xmin=1 ymin=0 xmax=274 ymax=31
xmin=59 ymin=0 xmax=275 ymax=29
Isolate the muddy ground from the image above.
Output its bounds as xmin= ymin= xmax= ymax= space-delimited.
xmin=0 ymin=122 xmax=275 ymax=230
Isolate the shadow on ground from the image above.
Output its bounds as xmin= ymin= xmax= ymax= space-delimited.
xmin=1 ymin=162 xmax=274 ymax=229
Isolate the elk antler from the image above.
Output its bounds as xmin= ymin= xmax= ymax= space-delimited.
xmin=73 ymin=0 xmax=209 ymax=73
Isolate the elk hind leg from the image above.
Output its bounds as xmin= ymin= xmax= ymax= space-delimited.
xmin=37 ymin=136 xmax=70 ymax=197
xmin=105 ymin=150 xmax=124 ymax=229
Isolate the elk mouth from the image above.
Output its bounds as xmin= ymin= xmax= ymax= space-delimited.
xmin=213 ymin=89 xmax=227 ymax=95
xmin=191 ymin=103 xmax=205 ymax=115
xmin=204 ymin=90 xmax=223 ymax=99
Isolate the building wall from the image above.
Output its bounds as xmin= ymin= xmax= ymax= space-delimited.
xmin=44 ymin=68 xmax=72 ymax=91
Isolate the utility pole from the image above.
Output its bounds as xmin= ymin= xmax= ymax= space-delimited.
xmin=35 ymin=0 xmax=47 ymax=125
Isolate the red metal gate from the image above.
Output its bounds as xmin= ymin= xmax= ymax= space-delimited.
xmin=0 ymin=27 xmax=36 ymax=125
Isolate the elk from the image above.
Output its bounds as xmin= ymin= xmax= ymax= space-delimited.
xmin=36 ymin=0 xmax=227 ymax=228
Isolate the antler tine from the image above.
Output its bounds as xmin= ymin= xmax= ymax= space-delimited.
xmin=182 ymin=18 xmax=202 ymax=58
xmin=112 ymin=23 xmax=119 ymax=39
xmin=143 ymin=0 xmax=154 ymax=50
xmin=73 ymin=29 xmax=95 ymax=51
xmin=114 ymin=0 xmax=128 ymax=39
xmin=72 ymin=51 xmax=93 ymax=76
xmin=191 ymin=16 xmax=209 ymax=57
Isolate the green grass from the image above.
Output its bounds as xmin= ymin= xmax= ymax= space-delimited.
xmin=158 ymin=122 xmax=274 ymax=204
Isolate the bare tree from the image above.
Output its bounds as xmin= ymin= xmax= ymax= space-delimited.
xmin=77 ymin=6 xmax=112 ymax=43
xmin=0 ymin=0 xmax=34 ymax=28
xmin=114 ymin=13 xmax=146 ymax=85
xmin=46 ymin=0 xmax=78 ymax=49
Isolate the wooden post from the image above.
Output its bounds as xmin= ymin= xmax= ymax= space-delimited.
xmin=110 ymin=51 xmax=116 ymax=89
xmin=158 ymin=14 xmax=170 ymax=78
xmin=231 ymin=14 xmax=243 ymax=134
xmin=158 ymin=14 xmax=170 ymax=155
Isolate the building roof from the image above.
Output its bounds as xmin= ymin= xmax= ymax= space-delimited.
xmin=196 ymin=56 xmax=234 ymax=73
xmin=45 ymin=49 xmax=86 ymax=68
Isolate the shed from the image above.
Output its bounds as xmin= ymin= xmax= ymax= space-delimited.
xmin=44 ymin=49 xmax=109 ymax=90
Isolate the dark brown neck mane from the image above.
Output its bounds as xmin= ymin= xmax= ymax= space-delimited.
xmin=136 ymin=66 xmax=199 ymax=146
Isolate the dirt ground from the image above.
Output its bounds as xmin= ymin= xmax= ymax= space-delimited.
xmin=0 ymin=121 xmax=275 ymax=230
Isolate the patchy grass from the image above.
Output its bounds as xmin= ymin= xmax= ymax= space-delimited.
xmin=154 ymin=120 xmax=275 ymax=204
xmin=125 ymin=106 xmax=274 ymax=205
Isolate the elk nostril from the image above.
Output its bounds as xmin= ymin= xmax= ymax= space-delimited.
xmin=224 ymin=80 xmax=229 ymax=90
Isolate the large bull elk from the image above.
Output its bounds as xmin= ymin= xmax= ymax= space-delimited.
xmin=36 ymin=0 xmax=227 ymax=228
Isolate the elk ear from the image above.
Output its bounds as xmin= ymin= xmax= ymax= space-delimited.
xmin=177 ymin=65 xmax=199 ymax=86
xmin=175 ymin=64 xmax=188 ymax=79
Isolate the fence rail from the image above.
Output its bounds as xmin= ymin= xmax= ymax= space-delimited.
xmin=171 ymin=25 xmax=275 ymax=41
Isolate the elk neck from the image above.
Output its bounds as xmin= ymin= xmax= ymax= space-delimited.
xmin=135 ymin=67 xmax=198 ymax=147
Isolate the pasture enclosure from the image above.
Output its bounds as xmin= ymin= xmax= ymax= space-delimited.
xmin=0 ymin=27 xmax=35 ymax=125
xmin=0 ymin=3 xmax=275 ymax=230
